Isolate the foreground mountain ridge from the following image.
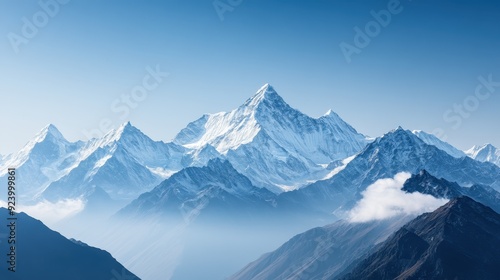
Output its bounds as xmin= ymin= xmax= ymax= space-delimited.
xmin=232 ymin=196 xmax=500 ymax=280
xmin=0 ymin=208 xmax=139 ymax=280
xmin=342 ymin=196 xmax=500 ymax=280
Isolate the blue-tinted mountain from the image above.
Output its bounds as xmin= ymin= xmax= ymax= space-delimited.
xmin=42 ymin=122 xmax=188 ymax=202
xmin=282 ymin=127 xmax=500 ymax=213
xmin=0 ymin=125 xmax=84 ymax=201
xmin=402 ymin=170 xmax=500 ymax=213
xmin=174 ymin=84 xmax=369 ymax=192
xmin=341 ymin=197 xmax=500 ymax=280
xmin=466 ymin=143 xmax=500 ymax=167
xmin=117 ymin=159 xmax=277 ymax=220
xmin=0 ymin=208 xmax=139 ymax=280
xmin=229 ymin=216 xmax=412 ymax=280
xmin=411 ymin=130 xmax=466 ymax=158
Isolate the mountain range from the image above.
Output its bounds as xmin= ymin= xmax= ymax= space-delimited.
xmin=173 ymin=84 xmax=369 ymax=192
xmin=279 ymin=127 xmax=500 ymax=215
xmin=2 ymin=84 xmax=500 ymax=280
xmin=0 ymin=84 xmax=372 ymax=207
xmin=2 ymin=84 xmax=499 ymax=208
xmin=466 ymin=143 xmax=500 ymax=166
xmin=402 ymin=170 xmax=500 ymax=213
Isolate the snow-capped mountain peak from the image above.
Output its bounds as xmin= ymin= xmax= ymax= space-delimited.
xmin=79 ymin=121 xmax=159 ymax=160
xmin=96 ymin=121 xmax=136 ymax=146
xmin=77 ymin=121 xmax=186 ymax=170
xmin=467 ymin=143 xmax=497 ymax=156
xmin=242 ymin=83 xmax=285 ymax=110
xmin=0 ymin=124 xmax=83 ymax=199
xmin=466 ymin=143 xmax=500 ymax=167
xmin=394 ymin=126 xmax=405 ymax=132
xmin=173 ymin=84 xmax=369 ymax=192
xmin=40 ymin=121 xmax=190 ymax=202
xmin=34 ymin=124 xmax=67 ymax=143
xmin=1 ymin=124 xmax=72 ymax=170
xmin=322 ymin=109 xmax=335 ymax=117
xmin=380 ymin=126 xmax=422 ymax=146
xmin=319 ymin=109 xmax=362 ymax=136
xmin=294 ymin=125 xmax=500 ymax=214
xmin=175 ymin=84 xmax=292 ymax=153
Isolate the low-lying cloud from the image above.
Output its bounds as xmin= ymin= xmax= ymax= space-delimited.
xmin=349 ymin=172 xmax=448 ymax=223
xmin=0 ymin=199 xmax=84 ymax=226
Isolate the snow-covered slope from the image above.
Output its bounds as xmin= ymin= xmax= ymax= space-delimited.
xmin=466 ymin=144 xmax=500 ymax=167
xmin=42 ymin=122 xmax=189 ymax=202
xmin=412 ymin=130 xmax=466 ymax=158
xmin=1 ymin=84 xmax=370 ymax=202
xmin=175 ymin=84 xmax=369 ymax=192
xmin=118 ymin=159 xmax=276 ymax=219
xmin=282 ymin=127 xmax=500 ymax=213
xmin=0 ymin=124 xmax=84 ymax=200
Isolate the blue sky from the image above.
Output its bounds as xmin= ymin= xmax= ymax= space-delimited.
xmin=0 ymin=0 xmax=499 ymax=155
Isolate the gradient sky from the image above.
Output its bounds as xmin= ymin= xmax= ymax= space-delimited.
xmin=0 ymin=0 xmax=499 ymax=155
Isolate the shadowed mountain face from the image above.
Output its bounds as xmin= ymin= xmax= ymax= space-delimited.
xmin=229 ymin=216 xmax=413 ymax=280
xmin=231 ymin=195 xmax=500 ymax=280
xmin=402 ymin=170 xmax=500 ymax=213
xmin=341 ymin=197 xmax=500 ymax=280
xmin=0 ymin=208 xmax=139 ymax=280
xmin=117 ymin=159 xmax=277 ymax=220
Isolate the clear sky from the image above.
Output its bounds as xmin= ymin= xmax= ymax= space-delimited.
xmin=0 ymin=0 xmax=499 ymax=155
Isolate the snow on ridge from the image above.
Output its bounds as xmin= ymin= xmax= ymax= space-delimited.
xmin=466 ymin=143 xmax=500 ymax=166
xmin=411 ymin=130 xmax=466 ymax=159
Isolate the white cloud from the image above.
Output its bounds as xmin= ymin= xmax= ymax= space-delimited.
xmin=348 ymin=172 xmax=448 ymax=223
xmin=0 ymin=199 xmax=84 ymax=226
